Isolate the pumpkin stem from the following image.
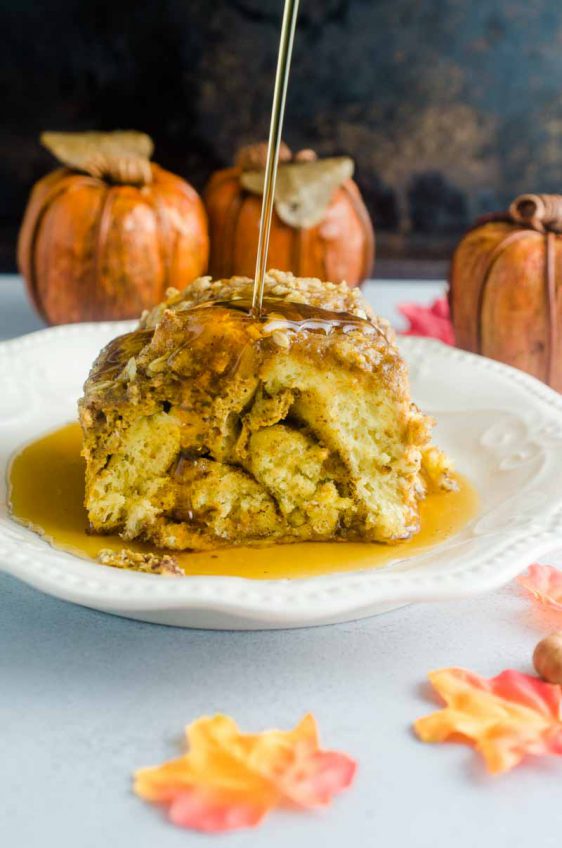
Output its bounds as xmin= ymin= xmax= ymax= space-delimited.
xmin=509 ymin=193 xmax=562 ymax=234
xmin=294 ymin=148 xmax=318 ymax=163
xmin=40 ymin=131 xmax=154 ymax=186
xmin=235 ymin=141 xmax=292 ymax=171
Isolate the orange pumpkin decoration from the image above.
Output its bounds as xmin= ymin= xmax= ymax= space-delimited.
xmin=204 ymin=143 xmax=374 ymax=286
xmin=449 ymin=193 xmax=562 ymax=391
xmin=18 ymin=131 xmax=209 ymax=324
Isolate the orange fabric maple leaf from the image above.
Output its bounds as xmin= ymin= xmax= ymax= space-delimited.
xmin=414 ymin=668 xmax=562 ymax=774
xmin=518 ymin=564 xmax=562 ymax=616
xmin=134 ymin=713 xmax=356 ymax=832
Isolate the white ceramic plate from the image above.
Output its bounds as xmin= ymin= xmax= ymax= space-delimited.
xmin=1 ymin=322 xmax=562 ymax=629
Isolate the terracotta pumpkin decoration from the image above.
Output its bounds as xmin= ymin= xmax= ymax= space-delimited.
xmin=449 ymin=193 xmax=562 ymax=391
xmin=18 ymin=131 xmax=209 ymax=324
xmin=204 ymin=143 xmax=374 ymax=286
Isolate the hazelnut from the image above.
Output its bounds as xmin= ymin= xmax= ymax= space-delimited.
xmin=533 ymin=631 xmax=562 ymax=685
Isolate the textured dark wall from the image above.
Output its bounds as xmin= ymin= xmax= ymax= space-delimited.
xmin=1 ymin=0 xmax=562 ymax=274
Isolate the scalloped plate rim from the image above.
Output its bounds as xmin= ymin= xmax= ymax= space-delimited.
xmin=1 ymin=321 xmax=562 ymax=628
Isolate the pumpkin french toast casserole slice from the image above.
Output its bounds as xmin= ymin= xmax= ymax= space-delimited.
xmin=79 ymin=270 xmax=455 ymax=551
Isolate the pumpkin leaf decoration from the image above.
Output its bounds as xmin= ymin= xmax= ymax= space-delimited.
xmin=414 ymin=668 xmax=562 ymax=774
xmin=41 ymin=130 xmax=154 ymax=185
xmin=134 ymin=713 xmax=356 ymax=833
xmin=241 ymin=157 xmax=354 ymax=228
xmin=518 ymin=564 xmax=562 ymax=617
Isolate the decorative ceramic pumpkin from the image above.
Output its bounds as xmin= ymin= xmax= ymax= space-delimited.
xmin=204 ymin=143 xmax=374 ymax=286
xmin=18 ymin=131 xmax=209 ymax=324
xmin=449 ymin=193 xmax=562 ymax=391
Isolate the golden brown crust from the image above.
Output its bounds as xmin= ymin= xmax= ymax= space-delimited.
xmin=139 ymin=269 xmax=389 ymax=331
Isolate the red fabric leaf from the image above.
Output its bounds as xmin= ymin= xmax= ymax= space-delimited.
xmin=518 ymin=564 xmax=562 ymax=617
xmin=399 ymin=297 xmax=455 ymax=345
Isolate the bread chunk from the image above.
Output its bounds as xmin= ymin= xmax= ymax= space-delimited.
xmin=79 ymin=270 xmax=454 ymax=550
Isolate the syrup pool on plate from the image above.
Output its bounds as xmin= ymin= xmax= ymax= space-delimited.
xmin=9 ymin=423 xmax=478 ymax=580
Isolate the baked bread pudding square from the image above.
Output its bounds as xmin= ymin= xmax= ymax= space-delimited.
xmin=79 ymin=271 xmax=454 ymax=551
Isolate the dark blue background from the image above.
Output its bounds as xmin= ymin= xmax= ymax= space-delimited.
xmin=1 ymin=0 xmax=561 ymax=274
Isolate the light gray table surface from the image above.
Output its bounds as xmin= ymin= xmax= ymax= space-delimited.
xmin=1 ymin=275 xmax=561 ymax=847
